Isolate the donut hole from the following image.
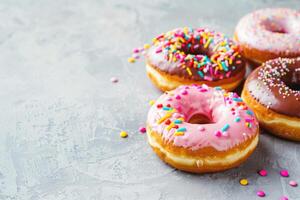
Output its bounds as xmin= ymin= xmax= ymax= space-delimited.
xmin=284 ymin=81 xmax=300 ymax=91
xmin=188 ymin=113 xmax=213 ymax=124
xmin=179 ymin=44 xmax=210 ymax=56
xmin=262 ymin=19 xmax=288 ymax=34
xmin=283 ymin=70 xmax=300 ymax=91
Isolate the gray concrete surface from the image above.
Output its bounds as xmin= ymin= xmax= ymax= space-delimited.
xmin=0 ymin=0 xmax=299 ymax=199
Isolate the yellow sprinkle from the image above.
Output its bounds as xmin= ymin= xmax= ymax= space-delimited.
xmin=186 ymin=67 xmax=192 ymax=76
xmin=157 ymin=112 xmax=173 ymax=124
xmin=152 ymin=38 xmax=157 ymax=43
xmin=178 ymin=117 xmax=185 ymax=121
xmin=149 ymin=100 xmax=155 ymax=106
xmin=204 ymin=38 xmax=212 ymax=48
xmin=169 ymin=53 xmax=173 ymax=62
xmin=240 ymin=179 xmax=248 ymax=186
xmin=143 ymin=43 xmax=150 ymax=49
xmin=128 ymin=57 xmax=135 ymax=63
xmin=120 ymin=131 xmax=128 ymax=138
xmin=166 ymin=123 xmax=175 ymax=131
xmin=174 ymin=132 xmax=184 ymax=136
xmin=218 ymin=62 xmax=223 ymax=70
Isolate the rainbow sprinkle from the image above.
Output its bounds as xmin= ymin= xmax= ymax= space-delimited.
xmin=129 ymin=28 xmax=243 ymax=80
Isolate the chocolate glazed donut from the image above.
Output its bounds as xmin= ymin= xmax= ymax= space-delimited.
xmin=242 ymin=57 xmax=300 ymax=141
xmin=144 ymin=27 xmax=246 ymax=91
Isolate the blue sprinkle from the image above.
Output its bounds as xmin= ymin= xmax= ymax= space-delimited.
xmin=221 ymin=124 xmax=230 ymax=132
xmin=215 ymin=86 xmax=222 ymax=91
xmin=234 ymin=117 xmax=241 ymax=122
xmin=197 ymin=71 xmax=204 ymax=78
xmin=221 ymin=61 xmax=229 ymax=71
xmin=177 ymin=127 xmax=187 ymax=132
xmin=232 ymin=97 xmax=243 ymax=102
xmin=174 ymin=119 xmax=182 ymax=124
xmin=163 ymin=107 xmax=172 ymax=111
xmin=246 ymin=110 xmax=253 ymax=116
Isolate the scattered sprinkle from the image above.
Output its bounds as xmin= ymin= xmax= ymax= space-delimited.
xmin=258 ymin=169 xmax=268 ymax=177
xmin=139 ymin=127 xmax=146 ymax=134
xmin=128 ymin=57 xmax=135 ymax=63
xmin=280 ymin=170 xmax=289 ymax=177
xmin=289 ymin=180 xmax=297 ymax=187
xmin=239 ymin=178 xmax=248 ymax=186
xmin=256 ymin=190 xmax=266 ymax=197
xmin=149 ymin=100 xmax=155 ymax=106
xmin=120 ymin=131 xmax=128 ymax=138
xmin=110 ymin=77 xmax=118 ymax=83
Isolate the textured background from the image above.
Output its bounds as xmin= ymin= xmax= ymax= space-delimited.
xmin=0 ymin=0 xmax=299 ymax=199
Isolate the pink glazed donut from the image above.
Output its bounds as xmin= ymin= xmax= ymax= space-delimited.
xmin=147 ymin=84 xmax=259 ymax=173
xmin=234 ymin=8 xmax=300 ymax=65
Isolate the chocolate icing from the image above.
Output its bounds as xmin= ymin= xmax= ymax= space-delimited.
xmin=145 ymin=28 xmax=245 ymax=81
xmin=245 ymin=57 xmax=300 ymax=117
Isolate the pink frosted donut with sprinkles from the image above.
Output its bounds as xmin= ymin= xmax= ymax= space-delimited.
xmin=234 ymin=8 xmax=300 ymax=66
xmin=130 ymin=27 xmax=246 ymax=91
xmin=242 ymin=57 xmax=300 ymax=141
xmin=146 ymin=84 xmax=259 ymax=173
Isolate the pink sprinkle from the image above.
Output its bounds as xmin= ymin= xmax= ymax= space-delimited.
xmin=289 ymin=180 xmax=298 ymax=187
xmin=181 ymin=90 xmax=188 ymax=95
xmin=133 ymin=48 xmax=139 ymax=53
xmin=256 ymin=190 xmax=265 ymax=197
xmin=110 ymin=77 xmax=118 ymax=83
xmin=214 ymin=131 xmax=221 ymax=137
xmin=280 ymin=196 xmax=288 ymax=200
xmin=133 ymin=54 xmax=140 ymax=59
xmin=175 ymin=95 xmax=181 ymax=100
xmin=258 ymin=169 xmax=268 ymax=177
xmin=167 ymin=98 xmax=173 ymax=101
xmin=198 ymin=126 xmax=205 ymax=131
xmin=199 ymin=88 xmax=208 ymax=92
xmin=155 ymin=48 xmax=162 ymax=53
xmin=175 ymin=105 xmax=182 ymax=112
xmin=222 ymin=131 xmax=228 ymax=137
xmin=280 ymin=170 xmax=289 ymax=177
xmin=139 ymin=127 xmax=146 ymax=134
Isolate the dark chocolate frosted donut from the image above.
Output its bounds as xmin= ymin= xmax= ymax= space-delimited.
xmin=242 ymin=57 xmax=300 ymax=141
xmin=133 ymin=27 xmax=246 ymax=91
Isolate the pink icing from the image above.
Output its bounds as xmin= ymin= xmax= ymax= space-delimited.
xmin=235 ymin=8 xmax=300 ymax=54
xmin=147 ymin=85 xmax=259 ymax=151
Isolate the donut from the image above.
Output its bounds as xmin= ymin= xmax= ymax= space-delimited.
xmin=242 ymin=57 xmax=300 ymax=141
xmin=234 ymin=8 xmax=300 ymax=66
xmin=147 ymin=84 xmax=259 ymax=173
xmin=142 ymin=27 xmax=246 ymax=91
